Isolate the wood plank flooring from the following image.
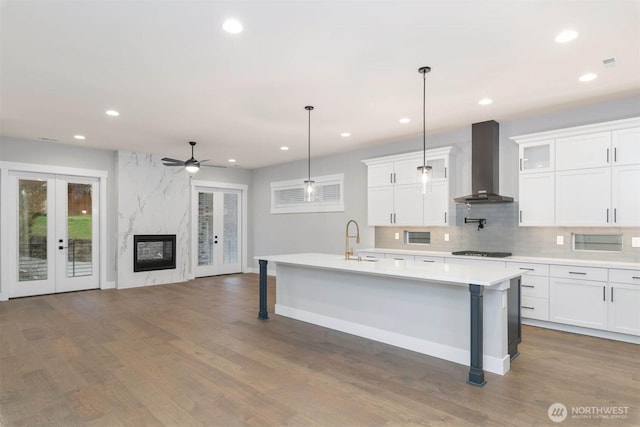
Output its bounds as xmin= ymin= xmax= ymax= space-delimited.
xmin=1 ymin=273 xmax=638 ymax=426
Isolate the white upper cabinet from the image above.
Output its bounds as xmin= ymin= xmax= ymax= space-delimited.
xmin=519 ymin=140 xmax=554 ymax=173
xmin=363 ymin=147 xmax=453 ymax=227
xmin=612 ymin=127 xmax=640 ymax=166
xmin=519 ymin=172 xmax=554 ymax=226
xmin=512 ymin=117 xmax=640 ymax=227
xmin=611 ymin=164 xmax=640 ymax=226
xmin=556 ymin=168 xmax=611 ymax=226
xmin=556 ymin=132 xmax=611 ymax=170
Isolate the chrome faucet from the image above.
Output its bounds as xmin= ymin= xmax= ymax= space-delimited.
xmin=345 ymin=219 xmax=361 ymax=260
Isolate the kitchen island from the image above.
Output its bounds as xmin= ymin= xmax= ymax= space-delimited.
xmin=256 ymin=253 xmax=524 ymax=386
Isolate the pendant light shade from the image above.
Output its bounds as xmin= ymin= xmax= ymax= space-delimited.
xmin=417 ymin=66 xmax=433 ymax=194
xmin=304 ymin=105 xmax=315 ymax=202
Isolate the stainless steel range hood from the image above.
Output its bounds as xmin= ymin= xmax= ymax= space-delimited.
xmin=454 ymin=120 xmax=513 ymax=204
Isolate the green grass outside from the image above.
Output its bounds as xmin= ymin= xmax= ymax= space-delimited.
xmin=29 ymin=215 xmax=92 ymax=240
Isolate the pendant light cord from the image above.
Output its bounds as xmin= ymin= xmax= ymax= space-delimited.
xmin=422 ymin=69 xmax=426 ymax=169
xmin=308 ymin=107 xmax=311 ymax=182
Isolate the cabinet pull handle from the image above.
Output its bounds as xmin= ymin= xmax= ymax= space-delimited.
xmin=444 ymin=167 xmax=447 ymax=178
xmin=633 ymin=277 xmax=640 ymax=280
xmin=521 ymin=306 xmax=535 ymax=310
xmin=393 ymin=213 xmax=396 ymax=223
xmin=614 ymin=147 xmax=617 ymax=162
xmin=614 ymin=208 xmax=617 ymax=223
xmin=606 ymin=148 xmax=610 ymax=163
xmin=390 ymin=213 xmax=393 ymax=223
xmin=393 ymin=258 xmax=404 ymax=261
xmin=569 ymin=271 xmax=586 ymax=275
xmin=611 ymin=287 xmax=614 ymax=302
xmin=603 ymin=286 xmax=606 ymax=301
xmin=519 ymin=158 xmax=522 ymax=171
xmin=519 ymin=210 xmax=523 ymax=223
xmin=519 ymin=267 xmax=534 ymax=271
xmin=444 ymin=212 xmax=447 ymax=223
xmin=522 ymin=285 xmax=535 ymax=288
xmin=365 ymin=255 xmax=376 ymax=258
xmin=422 ymin=260 xmax=435 ymax=263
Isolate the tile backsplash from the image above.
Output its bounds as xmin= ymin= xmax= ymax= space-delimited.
xmin=375 ymin=203 xmax=640 ymax=263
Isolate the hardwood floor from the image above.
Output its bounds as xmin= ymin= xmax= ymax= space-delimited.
xmin=1 ymin=274 xmax=638 ymax=426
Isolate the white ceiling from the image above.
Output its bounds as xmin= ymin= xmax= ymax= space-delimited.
xmin=2 ymin=0 xmax=639 ymax=169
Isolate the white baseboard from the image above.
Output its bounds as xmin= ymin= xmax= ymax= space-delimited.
xmin=276 ymin=304 xmax=509 ymax=375
xmin=523 ymin=319 xmax=640 ymax=344
xmin=102 ymin=281 xmax=116 ymax=290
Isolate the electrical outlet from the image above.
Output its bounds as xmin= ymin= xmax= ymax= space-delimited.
xmin=394 ymin=232 xmax=400 ymax=240
xmin=444 ymin=233 xmax=450 ymax=242
xmin=556 ymin=235 xmax=564 ymax=245
xmin=632 ymin=237 xmax=640 ymax=248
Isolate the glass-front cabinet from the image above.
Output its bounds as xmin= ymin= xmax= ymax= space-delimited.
xmin=519 ymin=140 xmax=554 ymax=173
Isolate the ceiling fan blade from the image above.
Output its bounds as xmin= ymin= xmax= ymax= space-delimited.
xmin=162 ymin=163 xmax=184 ymax=167
xmin=198 ymin=159 xmax=209 ymax=163
xmin=201 ymin=164 xmax=227 ymax=169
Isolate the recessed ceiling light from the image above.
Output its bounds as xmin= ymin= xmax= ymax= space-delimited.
xmin=105 ymin=110 xmax=120 ymax=117
xmin=228 ymin=158 xmax=236 ymax=163
xmin=579 ymin=73 xmax=597 ymax=82
xmin=74 ymin=135 xmax=86 ymax=140
xmin=280 ymin=146 xmax=289 ymax=151
xmin=223 ymin=18 xmax=243 ymax=34
xmin=341 ymin=132 xmax=351 ymax=137
xmin=555 ymin=29 xmax=578 ymax=43
xmin=399 ymin=118 xmax=410 ymax=124
xmin=478 ymin=98 xmax=493 ymax=106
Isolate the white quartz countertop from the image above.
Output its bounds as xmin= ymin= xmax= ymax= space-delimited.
xmin=255 ymin=253 xmax=525 ymax=287
xmin=358 ymin=248 xmax=640 ymax=270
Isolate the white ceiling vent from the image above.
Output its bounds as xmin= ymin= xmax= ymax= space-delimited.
xmin=602 ymin=57 xmax=617 ymax=67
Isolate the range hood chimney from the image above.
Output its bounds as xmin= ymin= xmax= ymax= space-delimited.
xmin=454 ymin=120 xmax=513 ymax=204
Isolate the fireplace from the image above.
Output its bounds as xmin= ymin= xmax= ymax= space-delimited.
xmin=133 ymin=234 xmax=176 ymax=272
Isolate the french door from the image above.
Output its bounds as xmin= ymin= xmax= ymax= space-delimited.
xmin=194 ymin=187 xmax=242 ymax=277
xmin=7 ymin=172 xmax=100 ymax=298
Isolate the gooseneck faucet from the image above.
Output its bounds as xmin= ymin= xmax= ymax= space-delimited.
xmin=345 ymin=219 xmax=361 ymax=260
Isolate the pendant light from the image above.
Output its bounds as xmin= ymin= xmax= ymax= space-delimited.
xmin=417 ymin=66 xmax=433 ymax=194
xmin=304 ymin=105 xmax=315 ymax=202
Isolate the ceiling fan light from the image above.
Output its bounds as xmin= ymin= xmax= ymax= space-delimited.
xmin=185 ymin=163 xmax=200 ymax=173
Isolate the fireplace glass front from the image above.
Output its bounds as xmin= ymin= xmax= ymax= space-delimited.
xmin=133 ymin=234 xmax=176 ymax=272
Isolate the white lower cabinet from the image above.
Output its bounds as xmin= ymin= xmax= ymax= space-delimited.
xmin=550 ymin=277 xmax=608 ymax=330
xmin=508 ymin=262 xmax=550 ymax=321
xmin=384 ymin=253 xmax=415 ymax=261
xmin=414 ymin=255 xmax=445 ymax=263
xmin=550 ymin=266 xmax=640 ymax=336
xmin=521 ymin=295 xmax=550 ymax=321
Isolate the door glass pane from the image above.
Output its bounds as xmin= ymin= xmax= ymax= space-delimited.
xmin=223 ymin=193 xmax=238 ymax=264
xmin=67 ymin=183 xmax=93 ymax=277
xmin=198 ymin=193 xmax=214 ymax=266
xmin=18 ymin=179 xmax=48 ymax=281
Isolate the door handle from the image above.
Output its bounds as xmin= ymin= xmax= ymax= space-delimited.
xmin=58 ymin=246 xmax=68 ymax=250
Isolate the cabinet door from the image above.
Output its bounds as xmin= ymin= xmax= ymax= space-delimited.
xmin=556 ymin=132 xmax=611 ymax=170
xmin=424 ymin=180 xmax=448 ymax=225
xmin=426 ymin=157 xmax=448 ymax=180
xmin=394 ymin=184 xmax=423 ymax=225
xmin=550 ymin=278 xmax=607 ymax=330
xmin=556 ymin=168 xmax=611 ymax=226
xmin=612 ymin=127 xmax=640 ymax=166
xmin=368 ymin=163 xmax=394 ymax=188
xmin=519 ymin=172 xmax=554 ymax=226
xmin=519 ymin=140 xmax=554 ymax=173
xmin=608 ymin=283 xmax=640 ymax=336
xmin=368 ymin=186 xmax=394 ymax=225
xmin=394 ymin=158 xmax=422 ymax=185
xmin=611 ymin=165 xmax=640 ymax=226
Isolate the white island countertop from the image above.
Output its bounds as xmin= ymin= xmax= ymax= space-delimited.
xmin=256 ymin=253 xmax=525 ymax=287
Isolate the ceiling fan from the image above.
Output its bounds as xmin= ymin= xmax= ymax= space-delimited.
xmin=162 ymin=141 xmax=224 ymax=172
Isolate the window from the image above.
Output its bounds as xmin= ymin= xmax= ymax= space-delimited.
xmin=404 ymin=231 xmax=431 ymax=244
xmin=573 ymin=234 xmax=622 ymax=252
xmin=271 ymin=174 xmax=344 ymax=214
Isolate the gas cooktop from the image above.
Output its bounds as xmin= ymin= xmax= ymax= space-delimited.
xmin=451 ymin=250 xmax=512 ymax=258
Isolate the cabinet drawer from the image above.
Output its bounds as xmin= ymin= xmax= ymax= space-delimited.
xmin=609 ymin=269 xmax=640 ymax=285
xmin=358 ymin=252 xmax=384 ymax=261
xmin=507 ymin=262 xmax=549 ymax=277
xmin=521 ymin=275 xmax=549 ymax=299
xmin=384 ymin=254 xmax=415 ymax=261
xmin=414 ymin=255 xmax=445 ymax=264
xmin=521 ymin=296 xmax=549 ymax=321
xmin=550 ymin=265 xmax=608 ymax=281
xmin=446 ymin=257 xmax=506 ymax=269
